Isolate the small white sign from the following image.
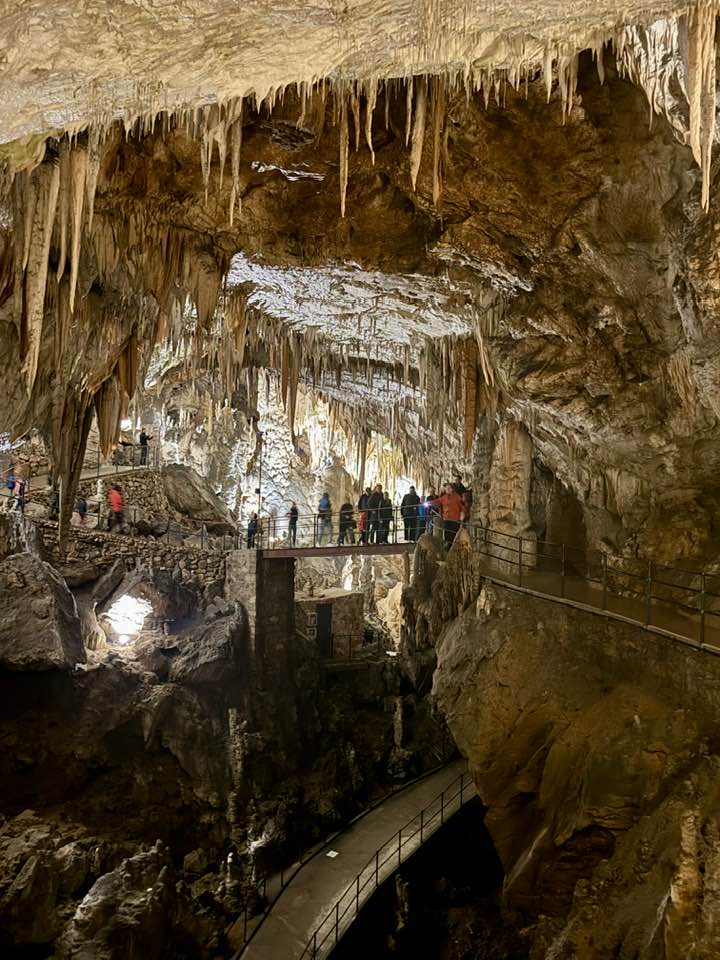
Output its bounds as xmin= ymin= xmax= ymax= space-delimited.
xmin=326 ymin=850 xmax=339 ymax=858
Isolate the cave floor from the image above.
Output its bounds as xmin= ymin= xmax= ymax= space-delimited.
xmin=241 ymin=759 xmax=472 ymax=960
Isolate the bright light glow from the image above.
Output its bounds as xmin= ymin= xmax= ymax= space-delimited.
xmin=105 ymin=595 xmax=152 ymax=644
xmin=120 ymin=418 xmax=133 ymax=430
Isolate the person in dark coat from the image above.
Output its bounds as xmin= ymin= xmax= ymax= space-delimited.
xmin=286 ymin=502 xmax=298 ymax=546
xmin=357 ymin=486 xmax=371 ymax=544
xmin=400 ymin=485 xmax=420 ymax=541
xmin=379 ymin=491 xmax=393 ymax=543
xmin=367 ymin=484 xmax=383 ymax=543
xmin=338 ymin=502 xmax=356 ymax=545
xmin=247 ymin=512 xmax=258 ymax=548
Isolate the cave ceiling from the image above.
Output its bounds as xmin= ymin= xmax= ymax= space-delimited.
xmin=0 ymin=1 xmax=719 ymax=548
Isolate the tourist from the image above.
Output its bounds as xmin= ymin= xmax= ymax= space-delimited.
xmin=48 ymin=486 xmax=59 ymax=521
xmin=432 ymin=483 xmax=465 ymax=546
xmin=400 ymin=485 xmax=420 ymax=541
xmin=77 ymin=495 xmax=88 ymax=526
xmin=357 ymin=486 xmax=371 ymax=544
xmin=286 ymin=501 xmax=298 ymax=546
xmin=318 ymin=492 xmax=333 ymax=545
xmin=247 ymin=512 xmax=258 ymax=548
xmin=107 ymin=483 xmax=124 ymax=532
xmin=462 ymin=487 xmax=473 ymax=525
xmin=139 ymin=428 xmax=153 ymax=466
xmin=338 ymin=501 xmax=356 ymax=545
xmin=367 ymin=484 xmax=383 ymax=543
xmin=11 ymin=475 xmax=26 ymax=512
xmin=424 ymin=488 xmax=438 ymax=534
xmin=379 ymin=490 xmax=393 ymax=543
xmin=5 ymin=467 xmax=16 ymax=510
xmin=453 ymin=473 xmax=466 ymax=495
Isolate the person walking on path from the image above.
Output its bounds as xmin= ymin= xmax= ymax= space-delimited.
xmin=107 ymin=484 xmax=125 ymax=532
xmin=318 ymin=492 xmax=333 ymax=545
xmin=139 ymin=428 xmax=153 ymax=466
xmin=247 ymin=512 xmax=258 ymax=548
xmin=432 ymin=483 xmax=465 ymax=546
xmin=77 ymin=496 xmax=88 ymax=526
xmin=367 ymin=484 xmax=383 ymax=543
xmin=400 ymin=486 xmax=420 ymax=541
xmin=338 ymin=501 xmax=356 ymax=545
xmin=286 ymin=502 xmax=299 ymax=546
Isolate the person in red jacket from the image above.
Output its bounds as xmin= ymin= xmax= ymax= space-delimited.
xmin=432 ymin=483 xmax=465 ymax=546
xmin=107 ymin=484 xmax=125 ymax=532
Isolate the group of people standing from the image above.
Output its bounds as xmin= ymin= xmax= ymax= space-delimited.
xmin=243 ymin=475 xmax=472 ymax=549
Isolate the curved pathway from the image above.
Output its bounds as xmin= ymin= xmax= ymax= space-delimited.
xmin=239 ymin=759 xmax=473 ymax=960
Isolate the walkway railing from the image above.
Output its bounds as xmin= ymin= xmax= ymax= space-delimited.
xmin=251 ymin=506 xmax=429 ymax=551
xmin=299 ymin=769 xmax=473 ymax=959
xmin=230 ymin=749 xmax=457 ymax=958
xmin=467 ymin=526 xmax=720 ymax=652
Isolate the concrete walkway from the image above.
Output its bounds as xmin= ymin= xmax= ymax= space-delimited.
xmin=240 ymin=759 xmax=473 ymax=960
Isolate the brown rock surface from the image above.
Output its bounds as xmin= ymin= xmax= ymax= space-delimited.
xmin=431 ymin=579 xmax=720 ymax=958
xmin=0 ymin=553 xmax=85 ymax=671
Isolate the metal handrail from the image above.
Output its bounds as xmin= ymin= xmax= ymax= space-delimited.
xmin=298 ymin=769 xmax=472 ymax=959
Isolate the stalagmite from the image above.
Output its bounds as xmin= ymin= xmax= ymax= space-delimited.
xmin=409 ymin=78 xmax=427 ymax=191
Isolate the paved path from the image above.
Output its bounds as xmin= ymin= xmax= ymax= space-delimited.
xmin=240 ymin=759 xmax=473 ymax=960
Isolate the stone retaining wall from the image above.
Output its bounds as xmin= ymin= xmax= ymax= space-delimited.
xmin=38 ymin=522 xmax=225 ymax=592
xmin=77 ymin=469 xmax=170 ymax=521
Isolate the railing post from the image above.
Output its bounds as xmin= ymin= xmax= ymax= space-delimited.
xmin=560 ymin=543 xmax=566 ymax=598
xmin=312 ymin=931 xmax=317 ymax=958
xmin=700 ymin=572 xmax=706 ymax=646
xmin=420 ymin=808 xmax=424 ymax=842
xmin=398 ymin=829 xmax=402 ymax=865
xmin=460 ymin=772 xmax=464 ymax=805
xmin=334 ymin=901 xmax=339 ymax=944
xmin=518 ymin=537 xmax=523 ymax=586
xmin=440 ymin=791 xmax=444 ymax=825
xmin=356 ymin=874 xmax=360 ymax=913
xmin=645 ymin=560 xmax=652 ymax=625
xmin=375 ymin=849 xmax=379 ymax=885
xmin=602 ymin=553 xmax=608 ymax=609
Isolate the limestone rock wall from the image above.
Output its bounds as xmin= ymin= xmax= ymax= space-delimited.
xmin=429 ymin=575 xmax=720 ymax=959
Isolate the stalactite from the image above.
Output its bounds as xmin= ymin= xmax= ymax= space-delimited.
xmin=431 ymin=75 xmax=446 ymax=207
xmin=365 ymin=78 xmax=377 ymax=164
xmin=229 ymin=107 xmax=243 ymax=226
xmin=409 ymin=77 xmax=427 ymax=191
xmin=687 ymin=3 xmax=717 ymax=210
xmin=68 ymin=146 xmax=88 ymax=313
xmin=22 ymin=159 xmax=60 ymax=392
xmin=405 ymin=78 xmax=414 ymax=147
xmin=339 ymin=94 xmax=349 ymax=217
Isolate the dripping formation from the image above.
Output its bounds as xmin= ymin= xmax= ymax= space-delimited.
xmin=0 ymin=10 xmax=719 ymax=540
